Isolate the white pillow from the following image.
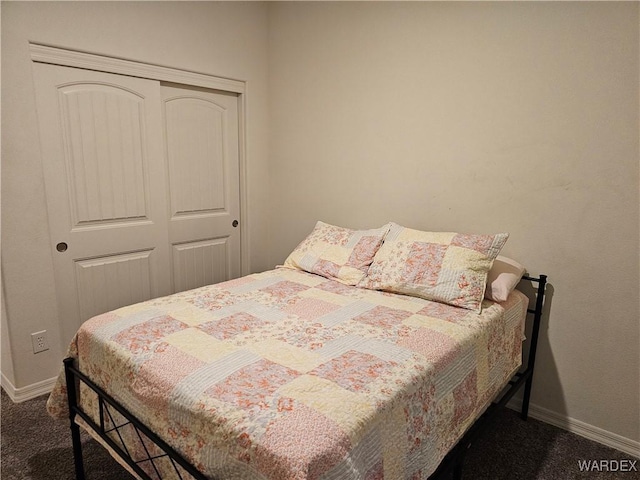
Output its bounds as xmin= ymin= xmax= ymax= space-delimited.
xmin=484 ymin=255 xmax=526 ymax=302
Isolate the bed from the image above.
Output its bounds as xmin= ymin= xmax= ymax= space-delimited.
xmin=47 ymin=222 xmax=548 ymax=480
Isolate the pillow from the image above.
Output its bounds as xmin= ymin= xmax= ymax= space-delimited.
xmin=484 ymin=255 xmax=526 ymax=302
xmin=283 ymin=221 xmax=391 ymax=285
xmin=359 ymin=223 xmax=508 ymax=312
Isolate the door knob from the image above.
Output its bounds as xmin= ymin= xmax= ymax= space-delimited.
xmin=56 ymin=242 xmax=68 ymax=253
xmin=232 ymin=220 xmax=239 ymax=228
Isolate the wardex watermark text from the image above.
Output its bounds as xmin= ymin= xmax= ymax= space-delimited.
xmin=577 ymin=459 xmax=637 ymax=472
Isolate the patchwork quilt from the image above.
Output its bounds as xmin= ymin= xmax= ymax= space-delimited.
xmin=47 ymin=268 xmax=527 ymax=480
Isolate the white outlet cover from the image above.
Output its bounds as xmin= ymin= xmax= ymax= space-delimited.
xmin=31 ymin=330 xmax=49 ymax=354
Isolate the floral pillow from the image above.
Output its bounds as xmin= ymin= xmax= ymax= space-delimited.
xmin=283 ymin=221 xmax=391 ymax=285
xmin=359 ymin=223 xmax=509 ymax=312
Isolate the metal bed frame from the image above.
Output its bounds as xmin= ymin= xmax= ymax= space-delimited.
xmin=63 ymin=274 xmax=547 ymax=480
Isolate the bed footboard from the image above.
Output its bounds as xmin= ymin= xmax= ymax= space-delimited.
xmin=63 ymin=357 xmax=210 ymax=480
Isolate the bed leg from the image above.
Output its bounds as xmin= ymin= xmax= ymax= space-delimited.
xmin=452 ymin=451 xmax=466 ymax=480
xmin=453 ymin=462 xmax=464 ymax=480
xmin=521 ymin=375 xmax=533 ymax=421
xmin=64 ymin=358 xmax=86 ymax=480
xmin=70 ymin=421 xmax=86 ymax=480
xmin=521 ymin=274 xmax=546 ymax=422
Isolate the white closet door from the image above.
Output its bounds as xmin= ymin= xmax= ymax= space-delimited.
xmin=33 ymin=63 xmax=171 ymax=343
xmin=161 ymin=84 xmax=241 ymax=293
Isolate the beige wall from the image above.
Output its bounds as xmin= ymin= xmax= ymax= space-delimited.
xmin=1 ymin=1 xmax=270 ymax=388
xmin=268 ymin=2 xmax=639 ymax=443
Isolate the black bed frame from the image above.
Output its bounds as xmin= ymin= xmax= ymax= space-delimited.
xmin=63 ymin=274 xmax=547 ymax=480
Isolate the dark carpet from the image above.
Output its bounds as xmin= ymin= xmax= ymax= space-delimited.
xmin=1 ymin=389 xmax=637 ymax=479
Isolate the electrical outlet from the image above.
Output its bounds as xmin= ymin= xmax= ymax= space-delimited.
xmin=31 ymin=330 xmax=49 ymax=354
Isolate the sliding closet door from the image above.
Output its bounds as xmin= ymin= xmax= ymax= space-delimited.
xmin=33 ymin=63 xmax=171 ymax=343
xmin=161 ymin=84 xmax=241 ymax=293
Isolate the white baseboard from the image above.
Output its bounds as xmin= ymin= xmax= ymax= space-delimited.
xmin=507 ymin=398 xmax=640 ymax=458
xmin=1 ymin=372 xmax=57 ymax=403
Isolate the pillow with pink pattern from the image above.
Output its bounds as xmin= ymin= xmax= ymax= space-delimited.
xmin=283 ymin=221 xmax=391 ymax=285
xmin=359 ymin=223 xmax=508 ymax=312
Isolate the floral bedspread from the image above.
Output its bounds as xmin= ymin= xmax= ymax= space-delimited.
xmin=48 ymin=268 xmax=527 ymax=480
